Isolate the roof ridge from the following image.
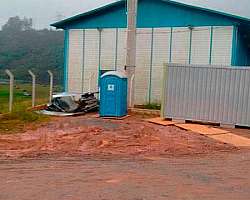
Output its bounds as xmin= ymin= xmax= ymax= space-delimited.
xmin=51 ymin=0 xmax=250 ymax=28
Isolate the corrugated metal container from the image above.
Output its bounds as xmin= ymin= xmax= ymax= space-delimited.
xmin=100 ymin=71 xmax=128 ymax=117
xmin=162 ymin=64 xmax=250 ymax=127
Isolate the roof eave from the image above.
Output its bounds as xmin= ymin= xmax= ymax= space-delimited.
xmin=50 ymin=0 xmax=125 ymax=29
xmin=50 ymin=0 xmax=250 ymax=29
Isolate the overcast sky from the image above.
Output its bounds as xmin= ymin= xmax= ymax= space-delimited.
xmin=1 ymin=0 xmax=250 ymax=29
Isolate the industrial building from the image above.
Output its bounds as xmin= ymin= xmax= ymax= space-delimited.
xmin=51 ymin=0 xmax=250 ymax=105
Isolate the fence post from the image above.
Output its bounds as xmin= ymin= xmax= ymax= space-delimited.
xmin=28 ymin=70 xmax=36 ymax=107
xmin=5 ymin=70 xmax=14 ymax=113
xmin=47 ymin=70 xmax=53 ymax=103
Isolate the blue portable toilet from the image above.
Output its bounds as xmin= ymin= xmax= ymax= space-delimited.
xmin=100 ymin=71 xmax=128 ymax=117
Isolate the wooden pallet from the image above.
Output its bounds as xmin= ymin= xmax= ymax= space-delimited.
xmin=145 ymin=117 xmax=176 ymax=126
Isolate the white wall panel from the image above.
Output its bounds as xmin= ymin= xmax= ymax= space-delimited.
xmin=68 ymin=29 xmax=83 ymax=93
xmin=83 ymin=29 xmax=99 ymax=93
xmin=211 ymin=26 xmax=233 ymax=65
xmin=116 ymin=28 xmax=127 ymax=71
xmin=67 ymin=26 xmax=234 ymax=105
xmin=135 ymin=28 xmax=152 ymax=104
xmin=191 ymin=27 xmax=211 ymax=64
xmin=151 ymin=28 xmax=171 ymax=103
xmin=101 ymin=29 xmax=116 ymax=70
xmin=171 ymin=27 xmax=190 ymax=64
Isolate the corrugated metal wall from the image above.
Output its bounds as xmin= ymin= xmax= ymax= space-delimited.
xmin=67 ymin=26 xmax=234 ymax=104
xmin=162 ymin=64 xmax=250 ymax=127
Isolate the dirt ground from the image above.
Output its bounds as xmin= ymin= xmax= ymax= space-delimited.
xmin=0 ymin=114 xmax=239 ymax=158
xmin=0 ymin=151 xmax=250 ymax=200
xmin=0 ymin=114 xmax=250 ymax=200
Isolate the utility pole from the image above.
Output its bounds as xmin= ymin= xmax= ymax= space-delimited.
xmin=125 ymin=0 xmax=138 ymax=107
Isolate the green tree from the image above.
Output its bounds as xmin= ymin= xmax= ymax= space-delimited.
xmin=2 ymin=16 xmax=33 ymax=32
xmin=0 ymin=16 xmax=64 ymax=85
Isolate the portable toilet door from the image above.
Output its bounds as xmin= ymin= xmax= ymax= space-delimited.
xmin=100 ymin=71 xmax=127 ymax=117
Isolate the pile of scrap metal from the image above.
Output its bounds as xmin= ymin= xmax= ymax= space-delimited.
xmin=38 ymin=92 xmax=99 ymax=116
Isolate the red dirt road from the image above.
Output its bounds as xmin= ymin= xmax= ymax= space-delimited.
xmin=0 ymin=151 xmax=250 ymax=200
xmin=0 ymin=114 xmax=237 ymax=158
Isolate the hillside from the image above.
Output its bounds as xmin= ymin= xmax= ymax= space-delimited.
xmin=0 ymin=28 xmax=64 ymax=85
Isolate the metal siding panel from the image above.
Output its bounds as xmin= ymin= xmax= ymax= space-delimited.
xmin=165 ymin=65 xmax=173 ymax=117
xmin=101 ymin=29 xmax=116 ymax=70
xmin=151 ymin=28 xmax=171 ymax=104
xmin=236 ymin=70 xmax=244 ymax=123
xmin=135 ymin=28 xmax=151 ymax=104
xmin=68 ymin=29 xmax=83 ymax=93
xmin=183 ymin=66 xmax=190 ymax=118
xmin=191 ymin=27 xmax=210 ymax=64
xmin=163 ymin=64 xmax=250 ymax=126
xmin=242 ymin=70 xmax=250 ymax=125
xmin=171 ymin=27 xmax=189 ymax=64
xmin=211 ymin=26 xmax=233 ymax=65
xmin=84 ymin=29 xmax=99 ymax=92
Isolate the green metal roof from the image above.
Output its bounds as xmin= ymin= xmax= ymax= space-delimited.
xmin=51 ymin=0 xmax=250 ymax=29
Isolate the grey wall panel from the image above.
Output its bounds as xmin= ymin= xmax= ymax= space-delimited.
xmin=163 ymin=64 xmax=250 ymax=126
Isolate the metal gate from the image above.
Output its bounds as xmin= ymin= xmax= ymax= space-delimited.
xmin=161 ymin=64 xmax=250 ymax=127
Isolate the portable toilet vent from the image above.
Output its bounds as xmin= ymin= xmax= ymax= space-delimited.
xmin=100 ymin=71 xmax=128 ymax=117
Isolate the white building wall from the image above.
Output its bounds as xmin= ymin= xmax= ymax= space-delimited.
xmin=135 ymin=28 xmax=152 ymax=104
xmin=191 ymin=27 xmax=211 ymax=64
xmin=151 ymin=28 xmax=171 ymax=104
xmin=101 ymin=29 xmax=116 ymax=70
xmin=211 ymin=26 xmax=233 ymax=65
xmin=83 ymin=29 xmax=99 ymax=92
xmin=171 ymin=27 xmax=190 ymax=64
xmin=68 ymin=29 xmax=83 ymax=93
xmin=67 ymin=26 xmax=234 ymax=104
xmin=116 ymin=28 xmax=127 ymax=71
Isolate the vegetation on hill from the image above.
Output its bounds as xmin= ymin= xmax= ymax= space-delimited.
xmin=0 ymin=16 xmax=64 ymax=85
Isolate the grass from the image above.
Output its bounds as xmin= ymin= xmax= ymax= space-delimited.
xmin=135 ymin=103 xmax=161 ymax=110
xmin=0 ymin=110 xmax=50 ymax=134
xmin=0 ymin=84 xmax=57 ymax=134
xmin=0 ymin=84 xmax=51 ymax=113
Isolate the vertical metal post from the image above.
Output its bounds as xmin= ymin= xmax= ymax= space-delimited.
xmin=5 ymin=70 xmax=14 ymax=113
xmin=47 ymin=70 xmax=53 ymax=103
xmin=82 ymin=30 xmax=85 ymax=93
xmin=169 ymin=27 xmax=173 ymax=63
xmin=64 ymin=30 xmax=69 ymax=92
xmin=209 ymin=26 xmax=214 ymax=65
xmin=188 ymin=27 xmax=193 ymax=65
xmin=98 ymin=28 xmax=102 ymax=87
xmin=148 ymin=28 xmax=154 ymax=104
xmin=115 ymin=28 xmax=118 ymax=70
xmin=28 ymin=70 xmax=36 ymax=108
xmin=125 ymin=0 xmax=138 ymax=107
